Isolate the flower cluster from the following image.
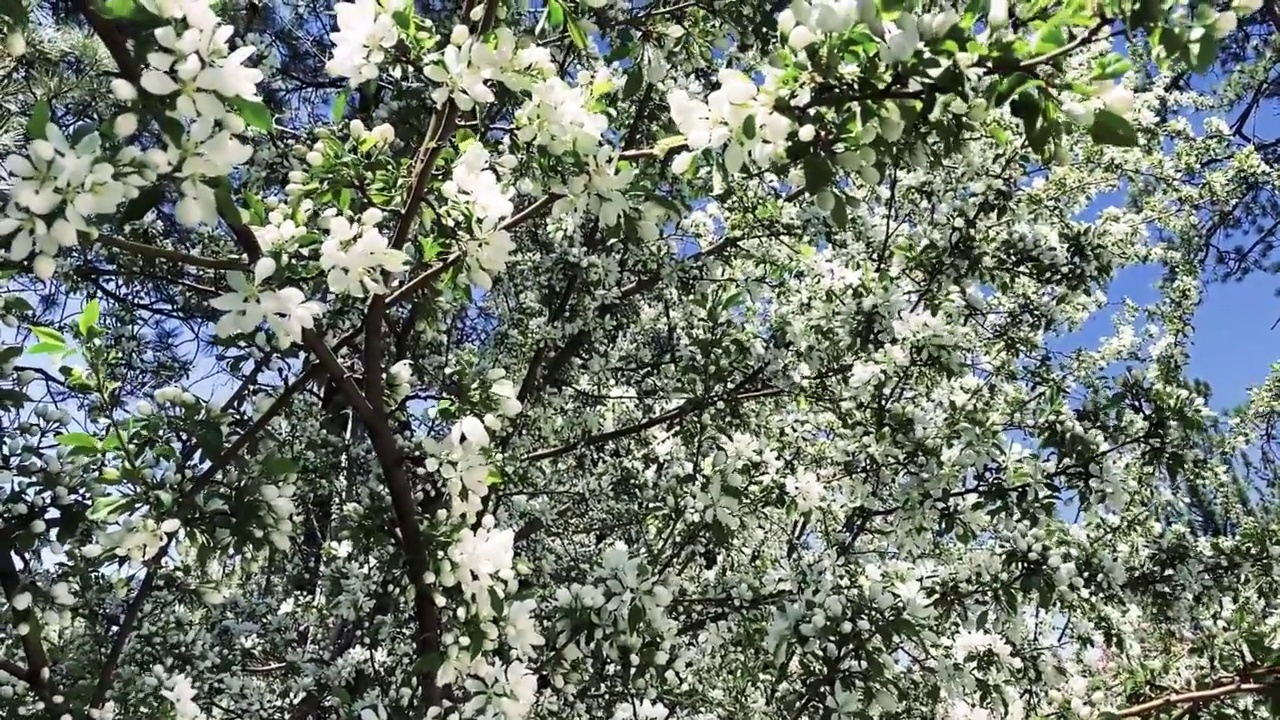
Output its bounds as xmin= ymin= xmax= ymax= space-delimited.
xmin=209 ymin=270 xmax=325 ymax=348
xmin=133 ymin=0 xmax=264 ymax=226
xmin=318 ymin=208 xmax=410 ymax=297
xmin=326 ymin=0 xmax=408 ymax=84
xmin=515 ymin=74 xmax=610 ymax=156
xmin=1 ymin=126 xmax=149 ymax=278
xmin=442 ymin=143 xmax=518 ymax=289
xmin=668 ymin=69 xmax=795 ymax=176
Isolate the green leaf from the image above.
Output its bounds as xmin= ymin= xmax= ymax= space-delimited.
xmin=195 ymin=422 xmax=225 ymax=460
xmin=1125 ymin=0 xmax=1159 ymax=27
xmin=419 ymin=237 xmax=441 ymax=261
xmin=1189 ymin=35 xmax=1218 ymax=74
xmin=57 ymin=432 xmax=99 ymax=449
xmin=830 ymin=195 xmax=849 ymax=229
xmin=78 ymin=299 xmax=100 ymax=337
xmin=31 ymin=326 xmax=66 ymax=345
xmin=876 ymin=0 xmax=903 ymax=19
xmin=263 ymin=455 xmax=298 ymax=476
xmin=5 ymin=297 xmax=33 ymax=314
xmin=89 ymin=496 xmax=131 ymax=521
xmin=622 ymin=69 xmax=644 ymax=99
xmin=990 ymin=72 xmax=1037 ymax=107
xmin=1089 ymin=110 xmax=1138 ymax=147
xmin=213 ymin=184 xmax=243 ymax=224
xmin=118 ymin=184 xmax=164 ymax=225
xmin=101 ymin=431 xmax=124 ymax=451
xmin=1090 ymin=54 xmax=1131 ymax=81
xmin=628 ymin=602 xmax=646 ymax=630
xmin=27 ymin=342 xmax=64 ymax=356
xmin=330 ymin=90 xmax=349 ymax=123
xmin=0 ymin=388 xmax=30 ymax=405
xmin=606 ymin=39 xmax=634 ymax=63
xmin=538 ymin=0 xmax=564 ymax=33
xmin=802 ymin=155 xmax=833 ymax=195
xmin=229 ymin=98 xmax=274 ymax=133
xmin=244 ymin=191 xmax=267 ymax=222
xmin=156 ymin=115 xmax=185 ymax=145
xmin=567 ymin=19 xmax=589 ymax=50
xmin=741 ymin=114 xmax=757 ymax=141
xmin=56 ymin=508 xmax=85 ymax=544
xmin=0 ymin=0 xmax=29 ymax=24
xmin=26 ymin=100 xmax=50 ymax=141
xmin=99 ymin=0 xmax=140 ymax=18
xmin=1032 ymin=23 xmax=1067 ymax=54
xmin=1009 ymin=90 xmax=1042 ymax=135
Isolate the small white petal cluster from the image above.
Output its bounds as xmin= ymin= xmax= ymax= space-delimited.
xmin=209 ymin=270 xmax=325 ymax=348
xmin=325 ymin=0 xmax=408 ymax=84
xmin=387 ymin=359 xmax=416 ymax=407
xmin=80 ymin=516 xmax=182 ymax=567
xmin=251 ymin=203 xmax=309 ymax=253
xmin=447 ymin=520 xmax=515 ymax=607
xmin=210 ymin=198 xmax=412 ymax=346
xmin=778 ymin=0 xmax=949 ymax=61
xmin=612 ymin=700 xmax=670 ymax=720
xmin=426 ymin=369 xmax=543 ymax=712
xmin=318 ymin=207 xmax=410 ymax=296
xmin=443 ymin=143 xmax=518 ymax=289
xmin=427 ymin=372 xmax=523 ymax=520
xmin=160 ymin=673 xmax=207 ymax=720
xmin=0 ymin=0 xmax=262 ymax=278
xmin=424 ymin=27 xmax=556 ymax=111
xmin=134 ymin=0 xmax=264 ymax=225
xmin=668 ymin=69 xmax=795 ymax=176
xmin=460 ymin=660 xmax=539 ymax=720
xmin=259 ymin=479 xmax=298 ymax=550
xmin=1 ymin=126 xmax=151 ymax=278
xmin=515 ymin=74 xmax=610 ymax=155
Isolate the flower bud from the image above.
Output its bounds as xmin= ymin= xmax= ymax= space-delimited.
xmin=113 ymin=113 xmax=139 ymax=139
xmin=5 ymin=30 xmax=26 ymax=57
xmin=1212 ymin=10 xmax=1237 ymax=38
xmin=1100 ymin=84 xmax=1134 ymax=116
xmin=987 ymin=0 xmax=1009 ymax=30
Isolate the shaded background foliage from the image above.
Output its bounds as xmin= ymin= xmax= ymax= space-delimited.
xmin=5 ymin=0 xmax=1280 ymax=717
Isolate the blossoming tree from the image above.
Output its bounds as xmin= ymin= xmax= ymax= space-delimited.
xmin=1 ymin=0 xmax=1280 ymax=718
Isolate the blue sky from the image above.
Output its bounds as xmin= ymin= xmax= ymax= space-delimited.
xmin=1069 ymin=47 xmax=1280 ymax=413
xmin=1187 ymin=268 xmax=1278 ymax=409
xmin=1071 ymin=260 xmax=1278 ymax=412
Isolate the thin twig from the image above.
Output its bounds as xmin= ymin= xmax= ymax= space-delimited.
xmin=94 ymin=235 xmax=247 ymax=272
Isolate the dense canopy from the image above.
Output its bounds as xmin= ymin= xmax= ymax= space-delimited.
xmin=2 ymin=0 xmax=1280 ymax=718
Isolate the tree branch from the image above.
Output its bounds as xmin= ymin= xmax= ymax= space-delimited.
xmin=1118 ymin=668 xmax=1280 ymax=717
xmin=299 ymin=330 xmax=444 ymax=707
xmin=88 ymin=571 xmax=155 ymax=706
xmin=0 ymin=548 xmax=55 ymax=705
xmin=0 ymin=658 xmax=28 ymax=683
xmin=94 ymin=235 xmax=248 ymax=272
